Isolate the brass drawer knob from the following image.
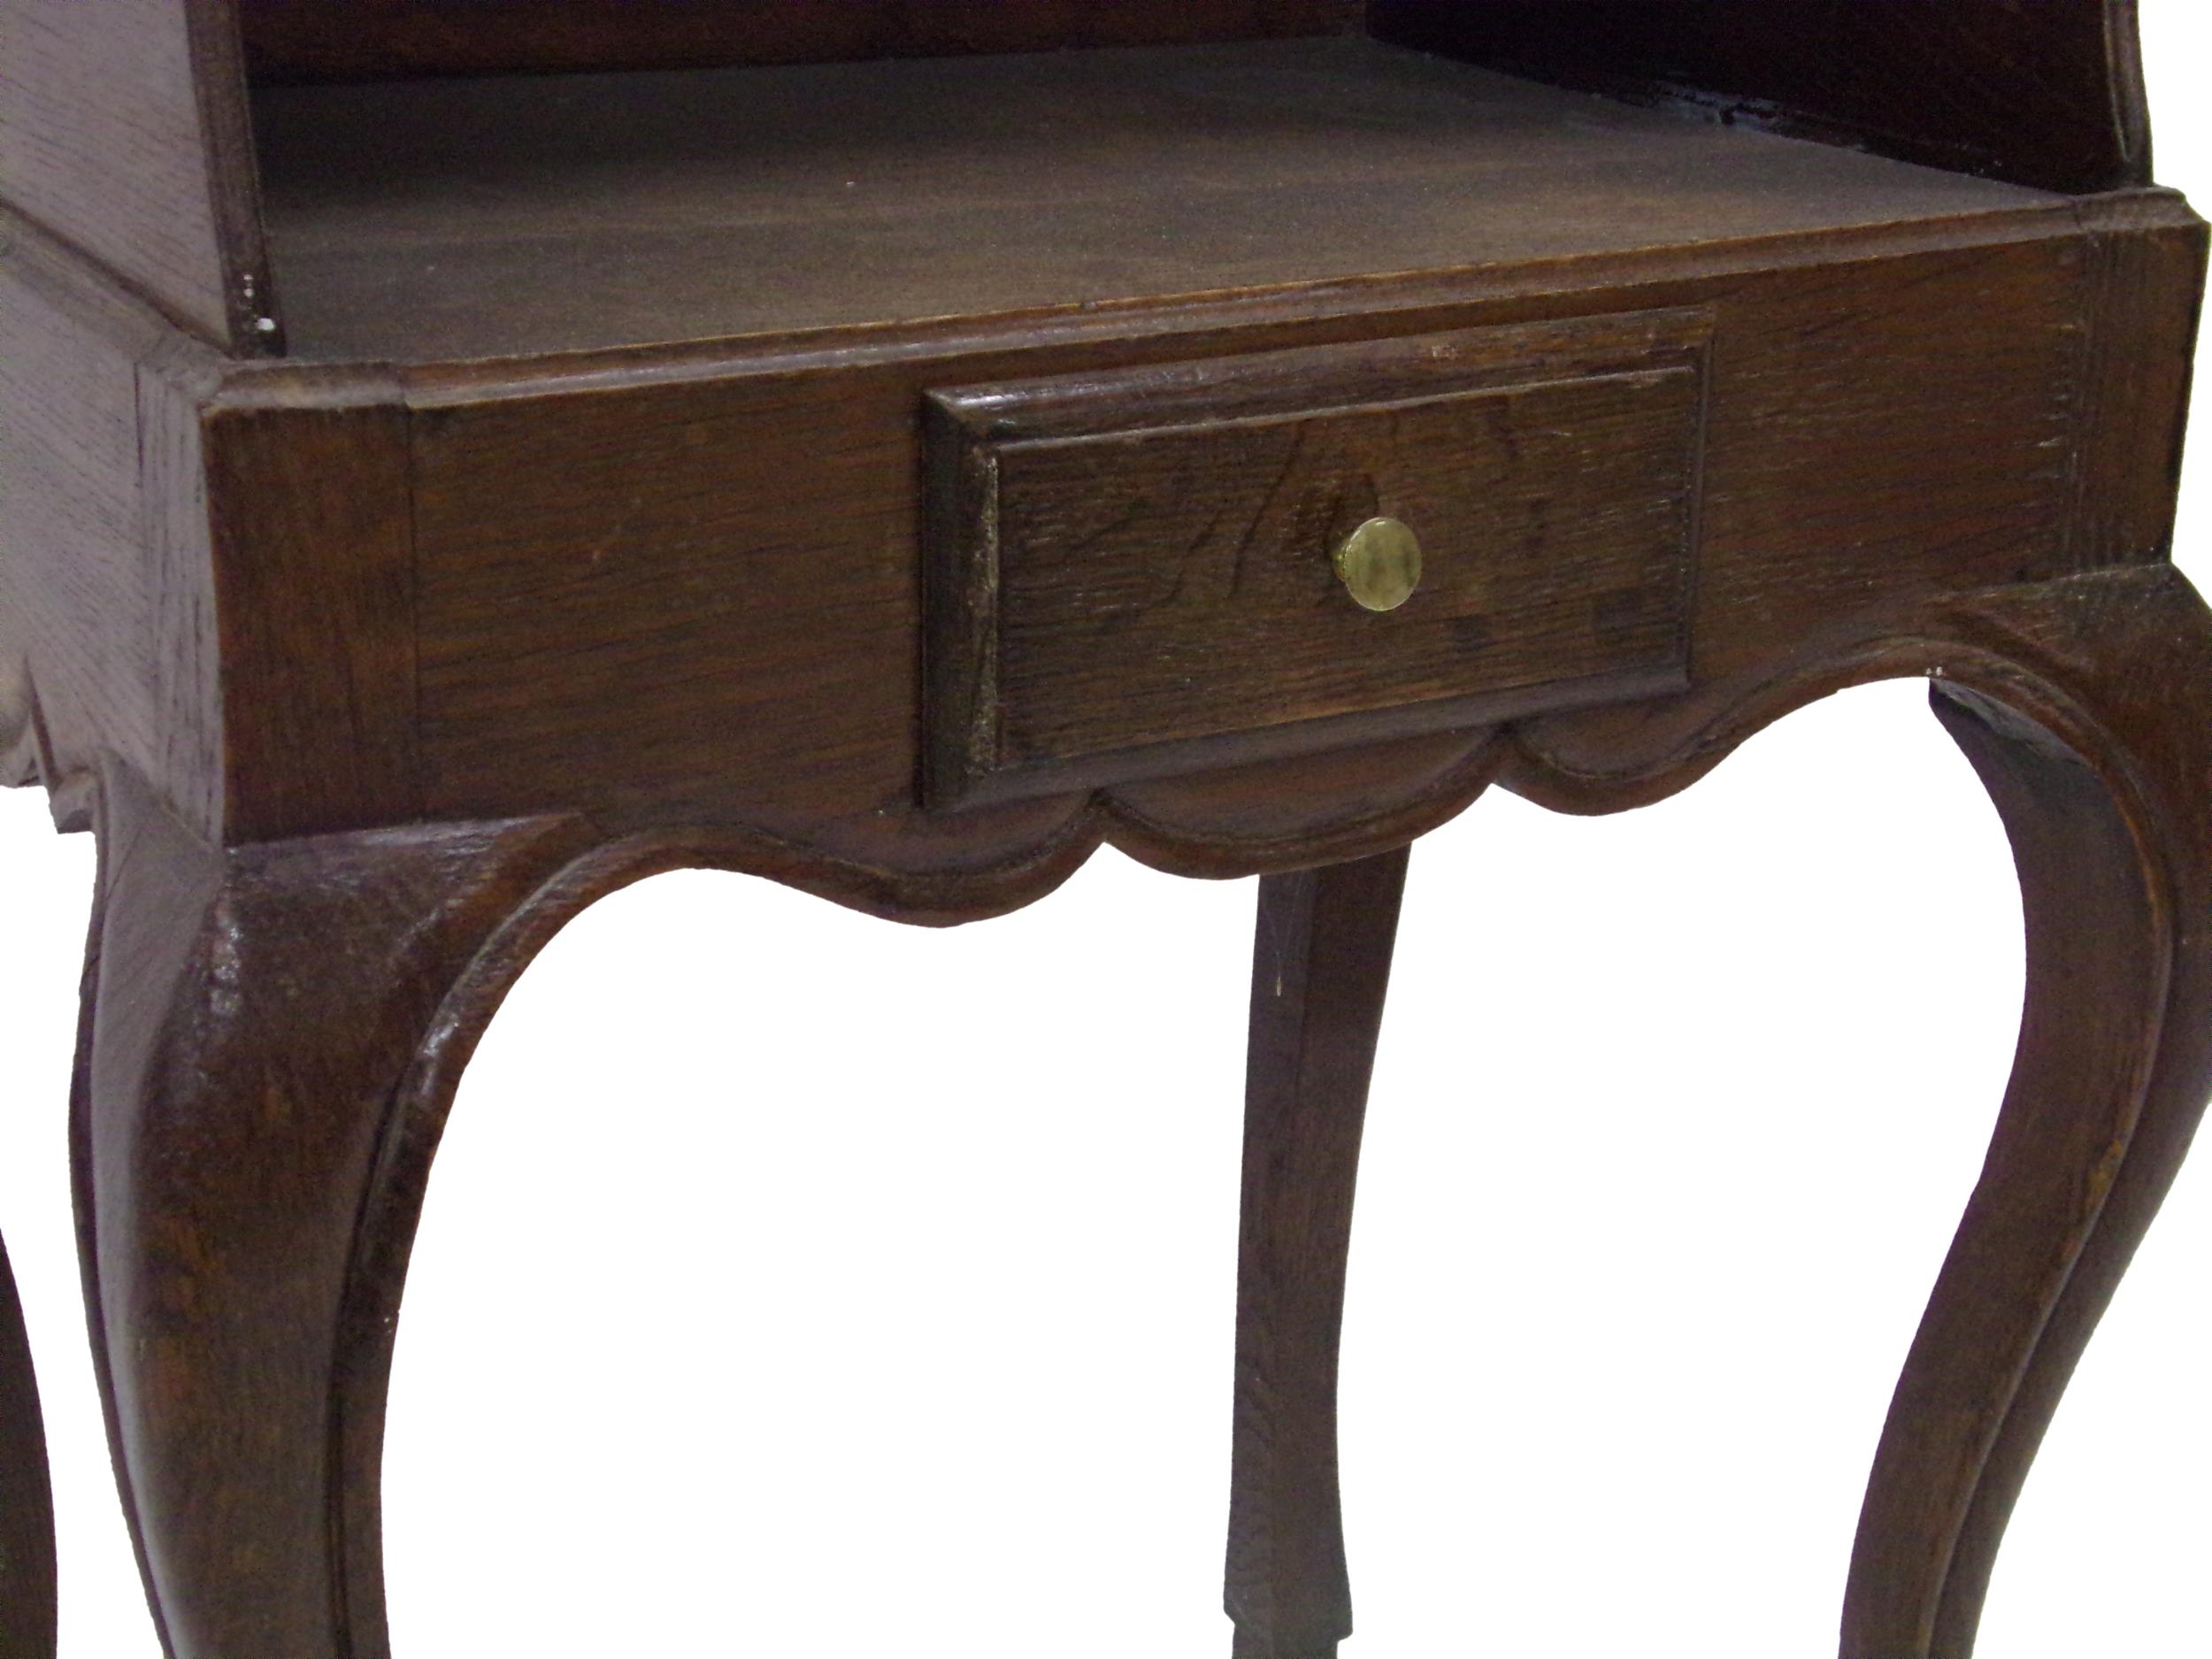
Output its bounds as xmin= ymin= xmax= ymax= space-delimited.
xmin=1333 ymin=517 xmax=1423 ymax=612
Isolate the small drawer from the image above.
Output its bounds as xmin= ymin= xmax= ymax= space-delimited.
xmin=924 ymin=310 xmax=1710 ymax=807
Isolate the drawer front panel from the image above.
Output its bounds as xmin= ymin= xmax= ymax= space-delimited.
xmin=925 ymin=311 xmax=1709 ymax=806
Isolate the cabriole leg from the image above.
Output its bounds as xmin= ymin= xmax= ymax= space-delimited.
xmin=74 ymin=766 xmax=584 ymax=1659
xmin=1226 ymin=847 xmax=1409 ymax=1659
xmin=1842 ymin=570 xmax=2212 ymax=1657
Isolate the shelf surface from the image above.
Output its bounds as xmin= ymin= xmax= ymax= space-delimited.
xmin=253 ymin=36 xmax=2058 ymax=365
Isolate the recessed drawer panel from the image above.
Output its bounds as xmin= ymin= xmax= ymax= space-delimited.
xmin=925 ymin=310 xmax=1710 ymax=807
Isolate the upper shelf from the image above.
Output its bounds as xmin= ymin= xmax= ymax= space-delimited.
xmin=255 ymin=37 xmax=2060 ymax=365
xmin=0 ymin=1 xmax=2154 ymax=360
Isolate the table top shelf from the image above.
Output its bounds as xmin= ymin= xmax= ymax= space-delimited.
xmin=252 ymin=36 xmax=2055 ymax=365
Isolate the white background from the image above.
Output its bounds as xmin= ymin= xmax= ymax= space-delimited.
xmin=4 ymin=13 xmax=2209 ymax=1655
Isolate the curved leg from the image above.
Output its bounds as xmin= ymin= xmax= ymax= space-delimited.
xmin=1840 ymin=570 xmax=2212 ymax=1656
xmin=1225 ymin=847 xmax=1409 ymax=1659
xmin=76 ymin=764 xmax=588 ymax=1659
xmin=0 ymin=1229 xmax=55 ymax=1659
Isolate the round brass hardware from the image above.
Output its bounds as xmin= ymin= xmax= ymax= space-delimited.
xmin=1333 ymin=517 xmax=1423 ymax=612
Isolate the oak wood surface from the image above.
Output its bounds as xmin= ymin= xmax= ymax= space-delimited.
xmin=237 ymin=0 xmax=1363 ymax=82
xmin=1502 ymin=565 xmax=2212 ymax=1657
xmin=247 ymin=38 xmax=2059 ymax=364
xmin=1499 ymin=568 xmax=2212 ymax=1657
xmin=52 ymin=565 xmax=2212 ymax=1659
xmin=203 ymin=388 xmax=421 ymax=840
xmin=1842 ymin=669 xmax=2193 ymax=1655
xmin=0 ymin=208 xmax=226 ymax=841
xmin=2065 ymin=197 xmax=2209 ymax=568
xmin=1227 ymin=847 xmax=1409 ymax=1659
xmin=383 ymin=211 xmax=2188 ymax=856
xmin=1370 ymin=0 xmax=2151 ymax=196
xmin=2 ymin=19 xmax=2208 ymax=1656
xmin=12 ymin=96 xmax=2201 ymax=877
xmin=925 ymin=316 xmax=1706 ymax=806
xmin=0 ymin=0 xmax=275 ymax=350
xmin=0 ymin=1229 xmax=54 ymax=1659
xmin=6 ymin=34 xmax=2171 ymax=860
xmin=74 ymin=766 xmax=595 ymax=1659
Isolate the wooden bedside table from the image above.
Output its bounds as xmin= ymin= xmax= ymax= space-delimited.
xmin=3 ymin=4 xmax=2207 ymax=1656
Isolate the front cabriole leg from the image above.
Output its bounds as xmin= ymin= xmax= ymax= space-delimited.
xmin=76 ymin=764 xmax=590 ymax=1659
xmin=1504 ymin=565 xmax=2212 ymax=1658
xmin=1832 ymin=568 xmax=2212 ymax=1657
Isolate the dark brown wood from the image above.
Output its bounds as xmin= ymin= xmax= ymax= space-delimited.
xmin=4 ymin=15 xmax=2209 ymax=1653
xmin=203 ymin=380 xmax=421 ymax=839
xmin=60 ymin=566 xmax=2212 ymax=1659
xmin=1370 ymin=0 xmax=2151 ymax=196
xmin=0 ymin=1229 xmax=55 ymax=1659
xmin=1846 ymin=580 xmax=2212 ymax=1658
xmin=237 ymin=0 xmax=1363 ymax=82
xmin=74 ymin=765 xmax=595 ymax=1659
xmin=1227 ymin=847 xmax=1409 ymax=1659
xmin=2064 ymin=195 xmax=2210 ymax=568
xmin=246 ymin=39 xmax=2062 ymax=365
xmin=924 ymin=316 xmax=1705 ymax=808
xmin=67 ymin=766 xmax=1433 ymax=1659
xmin=19 ymin=169 xmax=2179 ymax=850
xmin=0 ymin=0 xmax=277 ymax=350
xmin=0 ymin=207 xmax=227 ymax=841
xmin=1502 ymin=564 xmax=2212 ymax=1658
xmin=368 ymin=210 xmax=2173 ymax=849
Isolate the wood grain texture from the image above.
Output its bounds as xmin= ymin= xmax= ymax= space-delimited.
xmin=0 ymin=209 xmax=226 ymax=840
xmin=2062 ymin=197 xmax=2210 ymax=570
xmin=75 ymin=765 xmax=595 ymax=1659
xmin=248 ymin=38 xmax=2061 ymax=364
xmin=1495 ymin=565 xmax=2212 ymax=1659
xmin=71 ymin=767 xmax=1461 ymax=1659
xmin=0 ymin=0 xmax=276 ymax=350
xmin=1227 ymin=847 xmax=1409 ymax=1659
xmin=1846 ymin=577 xmax=2212 ymax=1657
xmin=925 ymin=315 xmax=1707 ymax=806
xmin=4 ymin=17 xmax=2208 ymax=1651
xmin=391 ymin=212 xmax=2159 ymax=854
xmin=8 ymin=150 xmax=2200 ymax=864
xmin=237 ymin=0 xmax=1362 ymax=82
xmin=0 ymin=1230 xmax=55 ymax=1659
xmin=66 ymin=565 xmax=2212 ymax=1659
xmin=203 ymin=380 xmax=421 ymax=839
xmin=1370 ymin=0 xmax=2151 ymax=196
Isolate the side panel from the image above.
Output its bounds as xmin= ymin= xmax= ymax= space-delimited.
xmin=0 ymin=0 xmax=274 ymax=349
xmin=0 ymin=212 xmax=225 ymax=833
